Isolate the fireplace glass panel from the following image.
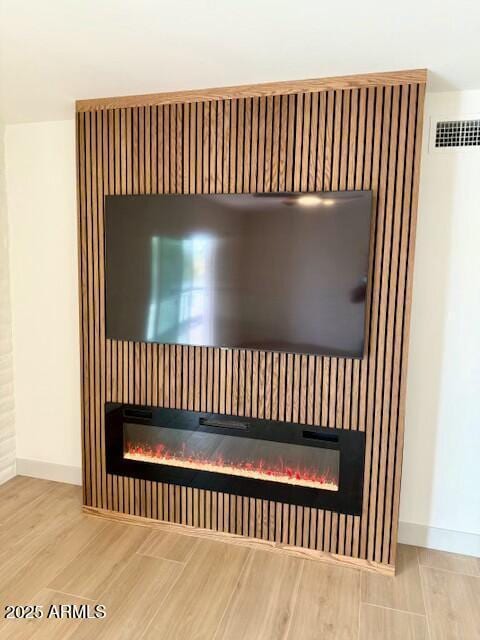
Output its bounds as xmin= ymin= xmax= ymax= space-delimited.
xmin=123 ymin=422 xmax=340 ymax=491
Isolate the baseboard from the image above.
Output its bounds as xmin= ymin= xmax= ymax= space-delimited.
xmin=398 ymin=521 xmax=480 ymax=557
xmin=16 ymin=458 xmax=82 ymax=486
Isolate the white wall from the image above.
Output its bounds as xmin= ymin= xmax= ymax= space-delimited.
xmin=3 ymin=93 xmax=480 ymax=554
xmin=5 ymin=120 xmax=81 ymax=482
xmin=0 ymin=124 xmax=16 ymax=484
xmin=400 ymin=90 xmax=480 ymax=555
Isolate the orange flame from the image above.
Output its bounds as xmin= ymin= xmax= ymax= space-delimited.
xmin=124 ymin=439 xmax=339 ymax=491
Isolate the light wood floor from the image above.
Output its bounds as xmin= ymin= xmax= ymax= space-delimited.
xmin=0 ymin=477 xmax=478 ymax=640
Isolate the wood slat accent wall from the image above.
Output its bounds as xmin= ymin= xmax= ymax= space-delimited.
xmin=76 ymin=70 xmax=426 ymax=569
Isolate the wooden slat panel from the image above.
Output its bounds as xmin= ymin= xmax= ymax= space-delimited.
xmin=77 ymin=72 xmax=425 ymax=570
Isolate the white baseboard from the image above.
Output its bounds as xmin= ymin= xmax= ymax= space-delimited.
xmin=398 ymin=521 xmax=480 ymax=557
xmin=16 ymin=458 xmax=82 ymax=486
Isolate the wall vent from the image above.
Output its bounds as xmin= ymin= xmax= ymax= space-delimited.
xmin=434 ymin=119 xmax=480 ymax=149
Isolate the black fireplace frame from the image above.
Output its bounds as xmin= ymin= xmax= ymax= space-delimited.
xmin=105 ymin=402 xmax=365 ymax=516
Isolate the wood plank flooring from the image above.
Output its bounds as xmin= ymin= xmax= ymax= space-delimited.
xmin=0 ymin=477 xmax=478 ymax=639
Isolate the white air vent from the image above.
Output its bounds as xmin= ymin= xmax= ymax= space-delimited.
xmin=429 ymin=116 xmax=480 ymax=152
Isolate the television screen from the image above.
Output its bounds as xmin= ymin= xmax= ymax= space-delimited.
xmin=105 ymin=191 xmax=372 ymax=358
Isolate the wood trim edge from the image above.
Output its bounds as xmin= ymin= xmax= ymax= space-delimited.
xmin=76 ymin=69 xmax=427 ymax=112
xmin=83 ymin=505 xmax=395 ymax=576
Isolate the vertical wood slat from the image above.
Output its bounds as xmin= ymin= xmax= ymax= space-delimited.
xmin=85 ymin=112 xmax=96 ymax=507
xmin=77 ymin=75 xmax=425 ymax=570
xmin=78 ymin=113 xmax=89 ymax=506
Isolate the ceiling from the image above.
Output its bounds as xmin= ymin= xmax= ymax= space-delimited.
xmin=1 ymin=0 xmax=479 ymax=123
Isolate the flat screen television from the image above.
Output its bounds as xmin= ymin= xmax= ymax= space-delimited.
xmin=105 ymin=191 xmax=372 ymax=358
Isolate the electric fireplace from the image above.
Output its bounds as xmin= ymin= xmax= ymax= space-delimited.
xmin=106 ymin=403 xmax=365 ymax=515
